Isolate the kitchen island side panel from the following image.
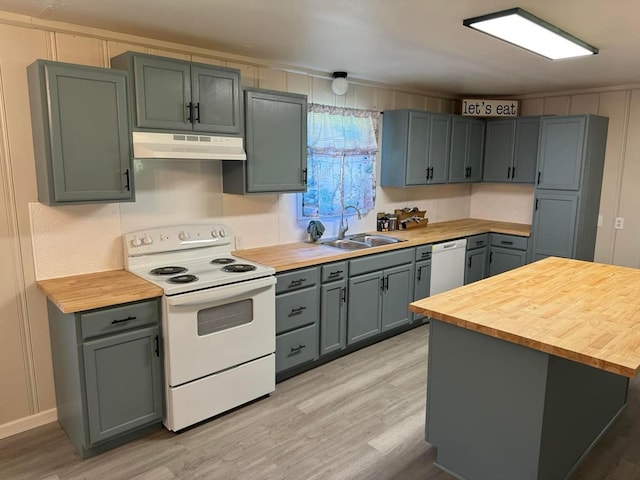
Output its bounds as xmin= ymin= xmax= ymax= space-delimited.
xmin=426 ymin=320 xmax=548 ymax=480
xmin=426 ymin=319 xmax=629 ymax=480
xmin=538 ymin=355 xmax=628 ymax=479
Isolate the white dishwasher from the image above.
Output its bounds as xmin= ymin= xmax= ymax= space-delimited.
xmin=430 ymin=238 xmax=467 ymax=296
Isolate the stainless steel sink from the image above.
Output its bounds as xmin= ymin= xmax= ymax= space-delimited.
xmin=321 ymin=234 xmax=407 ymax=250
xmin=321 ymin=239 xmax=371 ymax=250
xmin=347 ymin=234 xmax=407 ymax=247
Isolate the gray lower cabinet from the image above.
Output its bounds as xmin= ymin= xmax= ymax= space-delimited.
xmin=275 ymin=267 xmax=320 ymax=373
xmin=27 ymin=60 xmax=134 ymax=205
xmin=413 ymin=245 xmax=432 ymax=323
xmin=448 ymin=116 xmax=485 ymax=183
xmin=531 ymin=115 xmax=608 ymax=262
xmin=110 ymin=52 xmax=241 ymax=135
xmin=488 ymin=233 xmax=528 ymax=277
xmin=47 ymin=298 xmax=163 ymax=458
xmin=223 ymin=88 xmax=307 ymax=194
xmin=347 ymin=249 xmax=414 ymax=345
xmin=465 ymin=234 xmax=489 ymax=284
xmin=320 ymin=262 xmax=348 ymax=356
xmin=483 ymin=117 xmax=541 ymax=184
xmin=381 ymin=110 xmax=451 ymax=186
xmin=531 ymin=192 xmax=579 ymax=261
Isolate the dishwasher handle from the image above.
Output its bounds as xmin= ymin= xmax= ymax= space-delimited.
xmin=432 ymin=238 xmax=467 ymax=253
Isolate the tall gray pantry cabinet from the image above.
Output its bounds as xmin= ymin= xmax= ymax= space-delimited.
xmin=27 ymin=60 xmax=134 ymax=205
xmin=530 ymin=115 xmax=608 ymax=261
xmin=47 ymin=298 xmax=163 ymax=458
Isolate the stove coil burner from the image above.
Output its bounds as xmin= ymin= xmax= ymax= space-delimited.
xmin=222 ymin=264 xmax=258 ymax=273
xmin=210 ymin=258 xmax=236 ymax=265
xmin=150 ymin=266 xmax=188 ymax=276
xmin=167 ymin=274 xmax=199 ymax=284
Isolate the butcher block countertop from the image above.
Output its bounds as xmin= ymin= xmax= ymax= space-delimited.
xmin=37 ymin=270 xmax=163 ymax=314
xmin=234 ymin=218 xmax=530 ymax=272
xmin=411 ymin=256 xmax=640 ymax=378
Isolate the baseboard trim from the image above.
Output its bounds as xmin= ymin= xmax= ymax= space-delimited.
xmin=0 ymin=408 xmax=57 ymax=439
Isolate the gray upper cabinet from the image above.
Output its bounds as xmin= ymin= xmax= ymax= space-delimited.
xmin=483 ymin=117 xmax=541 ymax=184
xmin=110 ymin=52 xmax=241 ymax=135
xmin=531 ymin=114 xmax=608 ymax=262
xmin=381 ymin=110 xmax=451 ymax=186
xmin=448 ymin=116 xmax=485 ymax=183
xmin=223 ymin=88 xmax=307 ymax=194
xmin=27 ymin=60 xmax=134 ymax=205
xmin=537 ymin=116 xmax=586 ymax=190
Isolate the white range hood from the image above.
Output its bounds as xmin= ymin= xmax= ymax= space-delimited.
xmin=132 ymin=131 xmax=246 ymax=160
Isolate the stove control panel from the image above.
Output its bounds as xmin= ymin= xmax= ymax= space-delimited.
xmin=124 ymin=224 xmax=234 ymax=257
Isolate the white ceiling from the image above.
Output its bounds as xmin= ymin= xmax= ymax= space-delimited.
xmin=0 ymin=0 xmax=637 ymax=96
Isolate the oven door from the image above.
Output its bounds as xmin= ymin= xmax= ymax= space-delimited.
xmin=163 ymin=275 xmax=276 ymax=387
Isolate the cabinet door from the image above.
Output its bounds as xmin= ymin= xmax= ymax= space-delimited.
xmin=347 ymin=271 xmax=383 ymax=345
xmin=83 ymin=325 xmax=162 ymax=445
xmin=191 ymin=65 xmax=241 ymax=134
xmin=245 ymin=90 xmax=307 ymax=192
xmin=483 ymin=119 xmax=515 ymax=182
xmin=132 ymin=55 xmax=192 ymax=130
xmin=320 ymin=280 xmax=347 ymax=356
xmin=467 ymin=119 xmax=485 ymax=182
xmin=531 ymin=191 xmax=579 ymax=261
xmin=382 ymin=264 xmax=414 ymax=332
xmin=512 ymin=117 xmax=540 ymax=183
xmin=413 ymin=259 xmax=431 ymax=322
xmin=488 ymin=247 xmax=527 ymax=277
xmin=465 ymin=247 xmax=488 ymax=284
xmin=30 ymin=62 xmax=134 ymax=204
xmin=448 ymin=116 xmax=469 ymax=183
xmin=406 ymin=112 xmax=430 ymax=185
xmin=427 ymin=114 xmax=452 ymax=184
xmin=537 ymin=116 xmax=586 ymax=191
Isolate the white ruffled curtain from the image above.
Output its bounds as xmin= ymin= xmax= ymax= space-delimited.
xmin=302 ymin=104 xmax=379 ymax=218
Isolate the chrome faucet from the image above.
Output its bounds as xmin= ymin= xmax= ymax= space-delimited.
xmin=337 ymin=205 xmax=362 ymax=239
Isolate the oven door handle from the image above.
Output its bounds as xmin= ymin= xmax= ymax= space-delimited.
xmin=166 ymin=276 xmax=276 ymax=307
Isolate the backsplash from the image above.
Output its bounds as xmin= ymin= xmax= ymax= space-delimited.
xmin=29 ymin=202 xmax=123 ymax=279
xmin=29 ymin=157 xmax=485 ymax=280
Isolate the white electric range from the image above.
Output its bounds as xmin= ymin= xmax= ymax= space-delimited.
xmin=124 ymin=223 xmax=276 ymax=431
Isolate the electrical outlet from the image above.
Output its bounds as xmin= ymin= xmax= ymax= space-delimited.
xmin=235 ymin=235 xmax=245 ymax=249
xmin=597 ymin=214 xmax=603 ymax=227
xmin=614 ymin=217 xmax=624 ymax=230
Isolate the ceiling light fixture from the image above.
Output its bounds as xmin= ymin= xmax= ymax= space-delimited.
xmin=331 ymin=72 xmax=349 ymax=95
xmin=463 ymin=8 xmax=598 ymax=60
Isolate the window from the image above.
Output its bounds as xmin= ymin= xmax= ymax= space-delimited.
xmin=301 ymin=104 xmax=379 ymax=218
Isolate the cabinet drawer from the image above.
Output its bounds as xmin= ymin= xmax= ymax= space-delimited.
xmin=276 ymin=287 xmax=319 ymax=334
xmin=80 ymin=299 xmax=160 ymax=340
xmin=276 ymin=324 xmax=318 ymax=373
xmin=491 ymin=233 xmax=528 ymax=251
xmin=467 ymin=234 xmax=489 ymax=250
xmin=415 ymin=244 xmax=432 ymax=261
xmin=349 ymin=249 xmax=414 ymax=276
xmin=276 ymin=267 xmax=320 ymax=294
xmin=321 ymin=262 xmax=347 ymax=283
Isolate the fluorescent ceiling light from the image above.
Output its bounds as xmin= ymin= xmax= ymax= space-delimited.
xmin=463 ymin=8 xmax=598 ymax=60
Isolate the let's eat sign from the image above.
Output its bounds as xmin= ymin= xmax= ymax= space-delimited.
xmin=462 ymin=99 xmax=519 ymax=117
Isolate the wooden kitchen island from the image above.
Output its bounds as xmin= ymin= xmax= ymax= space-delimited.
xmin=410 ymin=257 xmax=640 ymax=480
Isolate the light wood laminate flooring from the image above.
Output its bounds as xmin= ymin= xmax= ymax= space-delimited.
xmin=1 ymin=325 xmax=640 ymax=480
